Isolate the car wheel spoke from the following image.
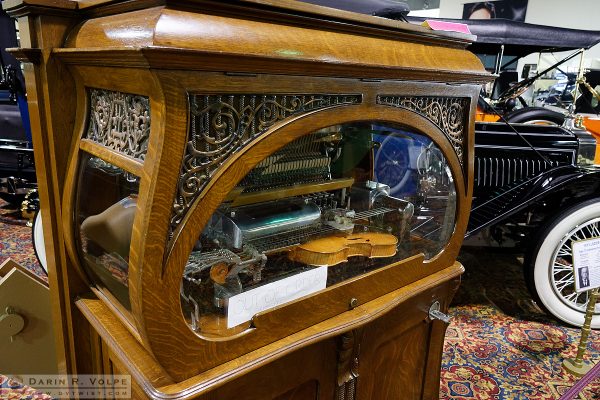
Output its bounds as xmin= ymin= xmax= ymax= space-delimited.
xmin=551 ymin=216 xmax=600 ymax=314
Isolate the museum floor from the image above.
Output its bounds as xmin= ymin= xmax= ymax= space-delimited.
xmin=0 ymin=200 xmax=598 ymax=399
xmin=445 ymin=248 xmax=600 ymax=399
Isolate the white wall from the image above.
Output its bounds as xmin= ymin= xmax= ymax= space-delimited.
xmin=438 ymin=0 xmax=600 ymax=68
xmin=438 ymin=0 xmax=466 ymax=17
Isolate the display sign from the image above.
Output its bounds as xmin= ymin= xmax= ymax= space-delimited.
xmin=227 ymin=267 xmax=328 ymax=328
xmin=572 ymin=237 xmax=600 ymax=292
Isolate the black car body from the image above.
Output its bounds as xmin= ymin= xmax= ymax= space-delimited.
xmin=0 ymin=7 xmax=35 ymax=205
xmin=411 ymin=17 xmax=600 ymax=329
xmin=469 ymin=122 xmax=598 ymax=236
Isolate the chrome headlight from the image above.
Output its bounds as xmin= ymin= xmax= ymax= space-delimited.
xmin=573 ymin=129 xmax=597 ymax=166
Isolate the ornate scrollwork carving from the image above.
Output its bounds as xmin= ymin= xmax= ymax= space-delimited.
xmin=377 ymin=96 xmax=468 ymax=165
xmin=169 ymin=93 xmax=362 ymax=239
xmin=85 ymin=89 xmax=150 ymax=160
xmin=335 ymin=329 xmax=363 ymax=400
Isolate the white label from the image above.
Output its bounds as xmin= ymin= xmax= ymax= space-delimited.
xmin=572 ymin=237 xmax=600 ymax=292
xmin=227 ymin=267 xmax=328 ymax=328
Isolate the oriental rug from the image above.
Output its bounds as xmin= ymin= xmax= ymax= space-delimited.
xmin=440 ymin=248 xmax=600 ymax=400
xmin=0 ymin=376 xmax=52 ymax=400
xmin=0 ymin=203 xmax=45 ymax=282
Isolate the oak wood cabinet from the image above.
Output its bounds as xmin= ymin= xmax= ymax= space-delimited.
xmin=2 ymin=0 xmax=490 ymax=398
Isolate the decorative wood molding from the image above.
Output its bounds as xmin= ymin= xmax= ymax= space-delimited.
xmin=335 ymin=329 xmax=363 ymax=400
xmin=2 ymin=0 xmax=78 ymax=18
xmin=6 ymin=47 xmax=42 ymax=65
xmin=85 ymin=88 xmax=151 ymax=161
xmin=169 ymin=93 xmax=362 ymax=240
xmin=377 ymin=96 xmax=469 ymax=165
xmin=79 ymin=139 xmax=144 ymax=177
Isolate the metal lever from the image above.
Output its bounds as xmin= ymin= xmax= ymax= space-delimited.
xmin=428 ymin=301 xmax=451 ymax=324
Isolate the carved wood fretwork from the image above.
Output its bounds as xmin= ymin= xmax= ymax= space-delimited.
xmin=335 ymin=329 xmax=363 ymax=400
xmin=376 ymin=96 xmax=469 ymax=165
xmin=169 ymin=93 xmax=362 ymax=240
xmin=85 ymin=88 xmax=151 ymax=161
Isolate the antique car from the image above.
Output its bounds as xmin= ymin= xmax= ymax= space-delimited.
xmin=1 ymin=8 xmax=44 ymax=272
xmin=408 ymin=16 xmax=600 ymax=328
xmin=305 ymin=0 xmax=600 ymax=328
xmin=0 ymin=8 xmax=36 ymax=206
xmin=405 ymin=16 xmax=600 ymax=125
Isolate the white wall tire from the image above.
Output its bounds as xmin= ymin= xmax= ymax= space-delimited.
xmin=526 ymin=200 xmax=600 ymax=328
xmin=32 ymin=210 xmax=48 ymax=274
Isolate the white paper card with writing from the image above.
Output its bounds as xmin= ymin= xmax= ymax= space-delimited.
xmin=572 ymin=237 xmax=600 ymax=293
xmin=227 ymin=267 xmax=328 ymax=328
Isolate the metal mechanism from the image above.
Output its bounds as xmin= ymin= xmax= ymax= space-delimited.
xmin=86 ymin=88 xmax=151 ymax=160
xmin=182 ymin=245 xmax=267 ymax=329
xmin=0 ymin=306 xmax=25 ymax=342
xmin=428 ymin=301 xmax=451 ymax=324
xmin=209 ymin=201 xmax=322 ymax=251
xmin=578 ymin=76 xmax=600 ymax=106
xmin=179 ymin=127 xmax=421 ymax=331
xmin=377 ymin=96 xmax=469 ymax=166
xmin=170 ymin=93 xmax=363 ymax=239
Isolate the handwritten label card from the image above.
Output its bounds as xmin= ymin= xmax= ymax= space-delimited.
xmin=572 ymin=237 xmax=600 ymax=292
xmin=227 ymin=267 xmax=328 ymax=328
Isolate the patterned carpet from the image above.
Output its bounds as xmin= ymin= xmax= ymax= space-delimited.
xmin=0 ymin=200 xmax=46 ymax=281
xmin=0 ymin=199 xmax=598 ymax=399
xmin=442 ymin=248 xmax=600 ymax=399
xmin=0 ymin=376 xmax=52 ymax=400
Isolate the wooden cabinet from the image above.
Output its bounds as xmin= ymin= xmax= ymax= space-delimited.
xmin=3 ymin=0 xmax=490 ymax=398
xmin=81 ymin=270 xmax=460 ymax=400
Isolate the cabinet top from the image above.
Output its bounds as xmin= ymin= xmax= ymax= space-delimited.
xmin=3 ymin=0 xmax=474 ymax=43
xmin=4 ymin=0 xmax=490 ymax=83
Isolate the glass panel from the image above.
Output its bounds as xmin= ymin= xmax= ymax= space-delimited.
xmin=75 ymin=154 xmax=139 ymax=309
xmin=181 ymin=122 xmax=456 ymax=337
xmin=531 ymin=59 xmax=576 ymax=110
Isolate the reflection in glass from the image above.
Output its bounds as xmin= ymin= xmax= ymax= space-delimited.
xmin=181 ymin=123 xmax=456 ymax=337
xmin=75 ymin=154 xmax=139 ymax=309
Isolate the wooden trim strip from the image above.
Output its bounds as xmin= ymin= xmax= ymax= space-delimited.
xmin=53 ymin=48 xmax=493 ymax=85
xmin=2 ymin=0 xmax=78 ymax=17
xmin=6 ymin=47 xmax=42 ymax=64
xmin=90 ymin=287 xmax=142 ymax=344
xmin=80 ymin=139 xmax=145 ymax=176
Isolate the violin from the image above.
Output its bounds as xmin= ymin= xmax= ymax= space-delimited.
xmin=288 ymin=232 xmax=398 ymax=267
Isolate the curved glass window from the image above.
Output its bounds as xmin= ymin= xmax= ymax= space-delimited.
xmin=181 ymin=122 xmax=456 ymax=337
xmin=75 ymin=154 xmax=139 ymax=309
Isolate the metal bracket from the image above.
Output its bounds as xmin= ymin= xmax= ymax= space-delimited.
xmin=0 ymin=306 xmax=25 ymax=342
xmin=428 ymin=301 xmax=451 ymax=324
